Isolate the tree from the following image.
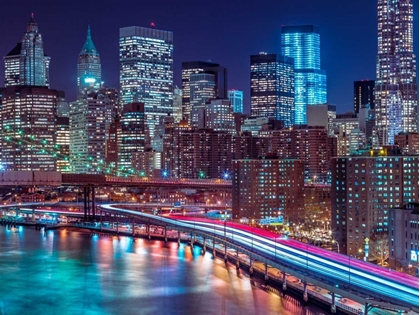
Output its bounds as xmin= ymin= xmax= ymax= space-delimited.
xmin=369 ymin=230 xmax=389 ymax=266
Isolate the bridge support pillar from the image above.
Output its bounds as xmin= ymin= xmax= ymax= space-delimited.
xmin=91 ymin=187 xmax=95 ymax=219
xmin=32 ymin=209 xmax=36 ymax=222
xmin=100 ymin=211 xmax=103 ymax=231
xmin=282 ymin=271 xmax=287 ymax=291
xmin=330 ymin=292 xmax=336 ymax=313
xmin=83 ymin=187 xmax=88 ymax=221
xmin=264 ymin=263 xmax=269 ymax=283
xmin=224 ymin=244 xmax=228 ymax=263
xmin=364 ymin=303 xmax=370 ymax=315
xmin=202 ymin=237 xmax=206 ymax=254
xmin=177 ymin=230 xmax=181 ymax=246
xmin=147 ymin=224 xmax=151 ymax=240
xmin=249 ymin=259 xmax=254 ymax=276
xmin=132 ymin=218 xmax=135 ymax=237
xmin=164 ymin=226 xmax=167 ymax=243
xmin=190 ymin=233 xmax=194 ymax=247
xmin=212 ymin=238 xmax=216 ymax=258
xmin=303 ymin=282 xmax=308 ymax=304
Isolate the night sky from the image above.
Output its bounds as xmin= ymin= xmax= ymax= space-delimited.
xmin=0 ymin=0 xmax=418 ymax=114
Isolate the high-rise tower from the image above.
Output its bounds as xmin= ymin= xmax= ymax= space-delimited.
xmin=119 ymin=26 xmax=173 ymax=137
xmin=250 ymin=53 xmax=295 ymax=126
xmin=19 ymin=13 xmax=50 ymax=87
xmin=281 ymin=25 xmax=327 ymax=125
xmin=375 ymin=0 xmax=417 ymax=145
xmin=77 ymin=25 xmax=101 ymax=99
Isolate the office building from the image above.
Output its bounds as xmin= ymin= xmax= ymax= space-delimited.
xmin=173 ymin=86 xmax=183 ymax=123
xmin=118 ymin=103 xmax=148 ymax=172
xmin=0 ymin=86 xmax=58 ymax=171
xmin=189 ymin=73 xmax=216 ymax=127
xmin=69 ymin=93 xmax=107 ymax=174
xmin=389 ymin=203 xmax=419 ymax=271
xmin=4 ymin=15 xmax=50 ymax=87
xmin=228 ymin=89 xmax=244 ymax=114
xmin=232 ymin=158 xmax=304 ymax=221
xmin=119 ymin=26 xmax=173 ymax=137
xmin=56 ymin=117 xmax=70 ymax=173
xmin=106 ymin=116 xmax=121 ymax=171
xmin=77 ymin=26 xmax=101 ymax=99
xmin=181 ymin=61 xmax=227 ymax=121
xmin=281 ymin=25 xmax=327 ymax=124
xmin=332 ymin=112 xmax=360 ymax=156
xmin=331 ymin=152 xmax=419 ymax=256
xmin=204 ymin=99 xmax=234 ymax=134
xmin=354 ymin=80 xmax=375 ymax=114
xmin=250 ymin=53 xmax=295 ymax=126
xmin=20 ymin=14 xmax=50 ymax=87
xmin=307 ymin=103 xmax=336 ymax=135
xmin=375 ymin=0 xmax=418 ymax=145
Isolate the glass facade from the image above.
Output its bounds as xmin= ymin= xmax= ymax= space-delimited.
xmin=281 ymin=25 xmax=327 ymax=125
xmin=228 ymin=90 xmax=244 ymax=113
xmin=189 ymin=73 xmax=216 ymax=127
xmin=77 ymin=26 xmax=101 ymax=99
xmin=375 ymin=0 xmax=417 ymax=145
xmin=250 ymin=53 xmax=295 ymax=127
xmin=19 ymin=14 xmax=49 ymax=87
xmin=119 ymin=26 xmax=173 ymax=138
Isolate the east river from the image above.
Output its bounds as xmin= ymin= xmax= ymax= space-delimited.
xmin=0 ymin=226 xmax=327 ymax=315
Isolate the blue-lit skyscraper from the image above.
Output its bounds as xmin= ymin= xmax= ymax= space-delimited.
xmin=250 ymin=53 xmax=295 ymax=126
xmin=281 ymin=25 xmax=327 ymax=125
xmin=77 ymin=25 xmax=101 ymax=99
xmin=228 ymin=90 xmax=244 ymax=113
xmin=119 ymin=26 xmax=173 ymax=137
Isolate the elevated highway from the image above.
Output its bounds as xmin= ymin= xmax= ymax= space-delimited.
xmin=99 ymin=204 xmax=418 ymax=313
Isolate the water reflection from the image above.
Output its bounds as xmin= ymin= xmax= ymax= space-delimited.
xmin=0 ymin=226 xmax=326 ymax=315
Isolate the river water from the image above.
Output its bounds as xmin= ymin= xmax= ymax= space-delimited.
xmin=0 ymin=226 xmax=327 ymax=315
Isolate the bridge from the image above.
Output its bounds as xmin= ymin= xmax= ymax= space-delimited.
xmin=0 ymin=171 xmax=232 ymax=190
xmin=97 ymin=204 xmax=418 ymax=314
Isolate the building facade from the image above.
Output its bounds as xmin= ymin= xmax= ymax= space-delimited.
xmin=204 ymin=99 xmax=234 ymax=134
xmin=189 ymin=73 xmax=216 ymax=128
xmin=181 ymin=61 xmax=221 ymax=121
xmin=0 ymin=86 xmax=58 ymax=171
xmin=331 ymin=153 xmax=419 ymax=256
xmin=394 ymin=132 xmax=419 ymax=155
xmin=354 ymin=80 xmax=375 ymax=114
xmin=77 ymin=26 xmax=101 ymax=99
xmin=228 ymin=89 xmax=244 ymax=114
xmin=281 ymin=25 xmax=327 ymax=125
xmin=232 ymin=158 xmax=304 ymax=221
xmin=250 ymin=53 xmax=295 ymax=126
xmin=20 ymin=14 xmax=50 ymax=87
xmin=375 ymin=0 xmax=418 ymax=145
xmin=69 ymin=93 xmax=107 ymax=174
xmin=55 ymin=117 xmax=70 ymax=173
xmin=389 ymin=203 xmax=419 ymax=271
xmin=307 ymin=103 xmax=336 ymax=135
xmin=119 ymin=26 xmax=173 ymax=137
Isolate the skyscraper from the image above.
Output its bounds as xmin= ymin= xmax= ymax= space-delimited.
xmin=354 ymin=80 xmax=375 ymax=114
xmin=250 ymin=53 xmax=295 ymax=126
xmin=19 ymin=13 xmax=50 ymax=87
xmin=3 ymin=15 xmax=50 ymax=87
xmin=189 ymin=73 xmax=216 ymax=127
xmin=119 ymin=26 xmax=173 ymax=137
xmin=228 ymin=90 xmax=244 ymax=114
xmin=77 ymin=26 xmax=101 ymax=99
xmin=181 ymin=61 xmax=227 ymax=121
xmin=0 ymin=86 xmax=58 ymax=171
xmin=281 ymin=25 xmax=327 ymax=124
xmin=375 ymin=0 xmax=417 ymax=145
xmin=69 ymin=93 xmax=107 ymax=174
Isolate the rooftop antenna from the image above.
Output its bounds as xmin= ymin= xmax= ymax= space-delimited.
xmin=150 ymin=22 xmax=155 ymax=28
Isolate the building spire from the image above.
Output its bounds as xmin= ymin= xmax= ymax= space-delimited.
xmin=26 ymin=12 xmax=38 ymax=32
xmin=80 ymin=25 xmax=98 ymax=55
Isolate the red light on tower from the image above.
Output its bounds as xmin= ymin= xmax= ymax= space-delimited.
xmin=150 ymin=22 xmax=155 ymax=28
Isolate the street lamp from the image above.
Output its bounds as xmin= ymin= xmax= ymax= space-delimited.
xmin=334 ymin=240 xmax=340 ymax=253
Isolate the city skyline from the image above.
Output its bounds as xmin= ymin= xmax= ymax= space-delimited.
xmin=1 ymin=0 xmax=418 ymax=114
